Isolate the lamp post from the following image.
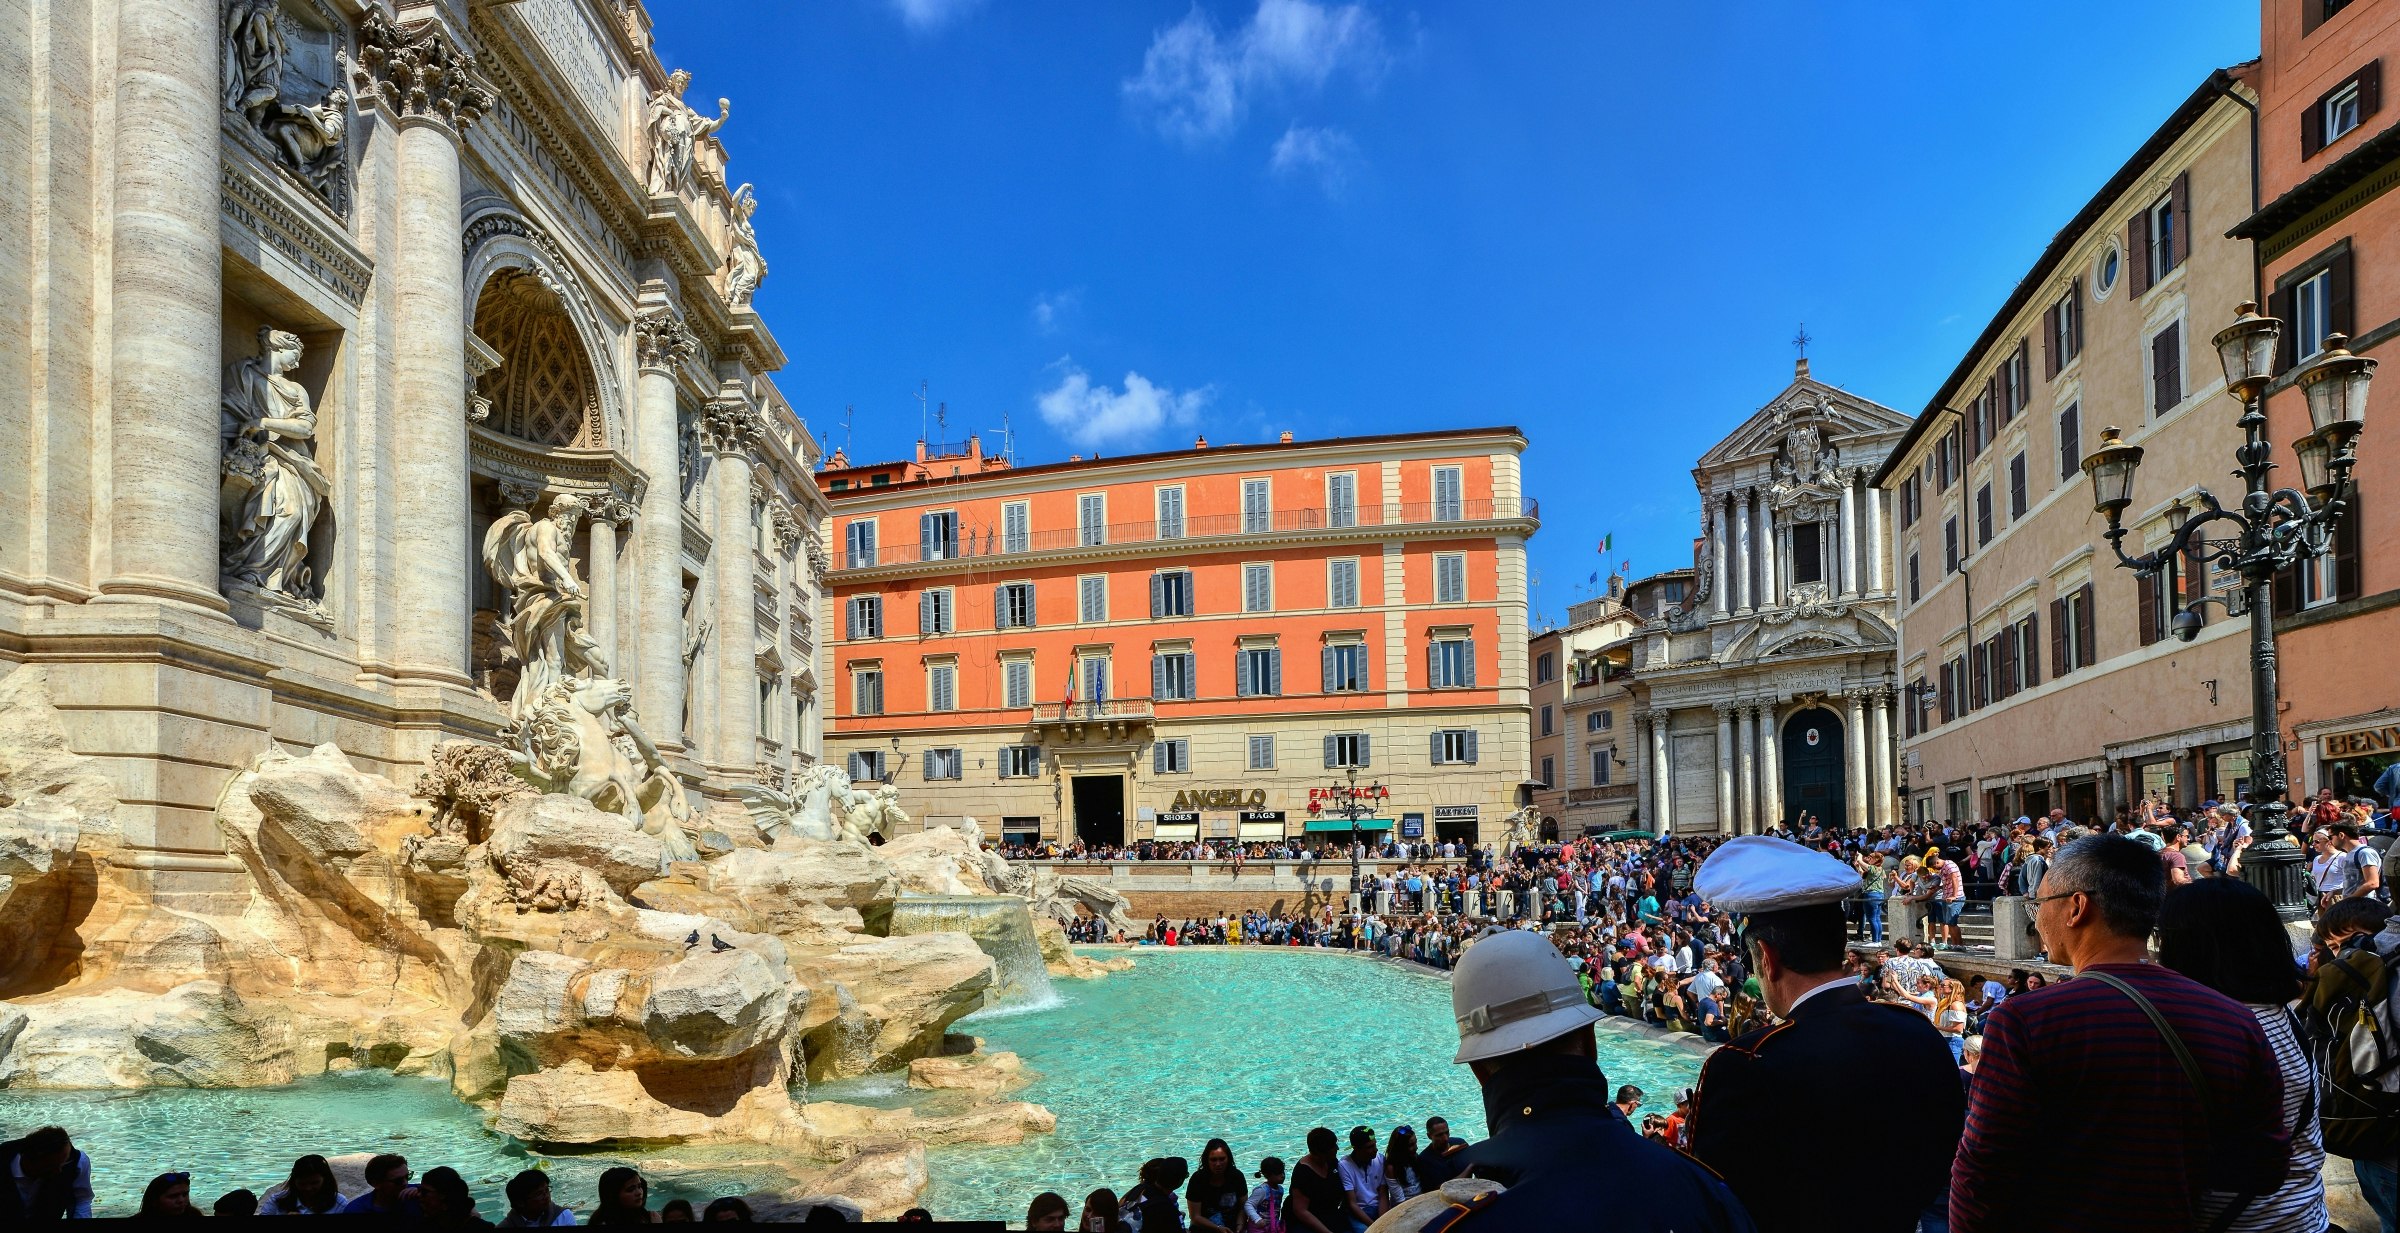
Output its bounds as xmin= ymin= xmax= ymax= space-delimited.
xmin=2083 ymin=301 xmax=2372 ymax=921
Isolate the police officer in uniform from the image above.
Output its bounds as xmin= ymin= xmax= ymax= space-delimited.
xmin=1687 ymin=837 xmax=1965 ymax=1233
xmin=1387 ymin=929 xmax=1754 ymax=1233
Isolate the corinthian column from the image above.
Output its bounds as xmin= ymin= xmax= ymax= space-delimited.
xmin=1715 ymin=704 xmax=1737 ymax=834
xmin=1733 ymin=497 xmax=1754 ymax=614
xmin=1759 ymin=502 xmax=1780 ymax=610
xmin=586 ymin=499 xmax=629 ymax=670
xmin=1736 ymin=704 xmax=1758 ymax=834
xmin=98 ymin=0 xmax=228 ymax=611
xmin=1866 ymin=483 xmax=1887 ymax=595
xmin=1872 ymin=688 xmax=1896 ymax=828
xmin=704 ymin=400 xmax=765 ymax=773
xmin=633 ymin=311 xmax=697 ymax=746
xmin=1758 ymin=701 xmax=1783 ymax=831
xmin=357 ymin=13 xmax=493 ymax=685
xmin=1844 ymin=690 xmax=1870 ymax=829
xmin=1839 ymin=473 xmax=1860 ymax=598
xmin=1711 ymin=496 xmax=1731 ymax=618
xmin=1650 ymin=712 xmax=1673 ymax=835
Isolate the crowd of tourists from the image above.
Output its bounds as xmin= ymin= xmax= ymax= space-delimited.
xmin=1000 ymin=838 xmax=1483 ymax=864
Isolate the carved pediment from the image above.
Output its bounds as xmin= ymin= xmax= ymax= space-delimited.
xmin=1695 ymin=378 xmax=1912 ymax=472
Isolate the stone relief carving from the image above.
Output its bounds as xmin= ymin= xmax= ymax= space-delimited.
xmin=483 ymin=494 xmax=606 ymax=716
xmin=1766 ymin=397 xmax=1846 ymax=516
xmin=725 ymin=182 xmax=768 ymax=307
xmin=220 ymin=326 xmax=331 ymax=626
xmin=633 ymin=308 xmax=698 ymax=372
xmin=645 ymin=69 xmax=730 ymax=197
xmin=222 ymin=0 xmax=354 ymax=212
xmin=411 ymin=740 xmax=533 ymax=841
xmin=1758 ymin=582 xmax=1845 ymax=625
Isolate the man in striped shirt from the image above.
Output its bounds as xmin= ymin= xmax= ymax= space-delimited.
xmin=1949 ymin=836 xmax=2290 ymax=1233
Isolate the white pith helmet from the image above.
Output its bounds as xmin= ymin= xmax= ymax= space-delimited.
xmin=1449 ymin=929 xmax=1605 ymax=1064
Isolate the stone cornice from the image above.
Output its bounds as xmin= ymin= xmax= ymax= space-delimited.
xmin=354 ymin=10 xmax=496 ymax=134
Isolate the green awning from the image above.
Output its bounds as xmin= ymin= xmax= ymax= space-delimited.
xmin=1303 ymin=818 xmax=1393 ymax=832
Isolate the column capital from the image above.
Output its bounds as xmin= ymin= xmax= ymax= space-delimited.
xmin=702 ymin=398 xmax=765 ymax=458
xmin=1713 ymin=700 xmax=1739 ymax=720
xmin=595 ymin=496 xmax=640 ymax=527
xmin=634 ymin=309 xmax=699 ymax=373
xmin=353 ymin=10 xmax=494 ymax=134
xmin=770 ymin=503 xmax=805 ymax=553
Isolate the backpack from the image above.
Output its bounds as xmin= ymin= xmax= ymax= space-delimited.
xmin=2300 ymin=933 xmax=2400 ymax=1160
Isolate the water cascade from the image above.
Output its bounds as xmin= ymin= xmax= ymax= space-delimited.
xmin=887 ymin=894 xmax=1059 ymax=1012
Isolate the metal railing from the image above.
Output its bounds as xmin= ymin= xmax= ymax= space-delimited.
xmin=1566 ymin=784 xmax=1635 ymax=804
xmin=1031 ymin=698 xmax=1156 ymax=723
xmin=840 ymin=497 xmax=1537 ymax=570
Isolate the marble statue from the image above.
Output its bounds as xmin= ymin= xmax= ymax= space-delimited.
xmin=725 ymin=183 xmax=768 ymax=306
xmin=262 ymin=88 xmax=348 ymax=194
xmin=220 ymin=326 xmax=329 ymax=601
xmin=645 ymin=70 xmax=729 ymax=197
xmin=483 ymin=495 xmax=607 ymax=721
xmin=514 ymin=676 xmax=698 ymax=863
xmin=855 ymin=783 xmax=910 ymax=841
xmin=222 ymin=0 xmax=287 ymax=128
xmin=1499 ymin=804 xmax=1537 ymax=859
xmin=735 ymin=762 xmax=887 ymax=847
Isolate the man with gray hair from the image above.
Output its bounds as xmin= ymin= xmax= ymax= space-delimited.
xmin=1950 ymin=835 xmax=2289 ymax=1233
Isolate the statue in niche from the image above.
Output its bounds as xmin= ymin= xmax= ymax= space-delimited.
xmin=221 ymin=326 xmax=330 ymax=602
xmin=725 ymin=183 xmax=768 ymax=307
xmin=222 ymin=0 xmax=288 ymax=128
xmin=645 ymin=70 xmax=730 ymax=197
xmin=262 ymin=87 xmax=349 ymax=195
xmin=482 ymin=495 xmax=608 ymax=720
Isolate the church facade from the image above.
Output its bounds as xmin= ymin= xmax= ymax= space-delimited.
xmin=1630 ymin=363 xmax=1911 ymax=834
xmin=0 ymin=0 xmax=825 ymax=904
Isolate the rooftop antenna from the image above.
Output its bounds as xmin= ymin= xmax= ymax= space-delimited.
xmin=841 ymin=404 xmax=854 ymax=454
xmin=935 ymin=400 xmax=949 ymax=441
xmin=914 ymin=380 xmax=928 ymax=445
xmin=987 ymin=409 xmax=1015 ymax=465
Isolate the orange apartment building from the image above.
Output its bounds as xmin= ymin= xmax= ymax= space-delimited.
xmin=817 ymin=428 xmax=1539 ymax=848
xmin=2234 ymin=0 xmax=2399 ymax=804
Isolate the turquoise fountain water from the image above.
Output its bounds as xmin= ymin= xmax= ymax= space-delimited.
xmin=0 ymin=948 xmax=1700 ymax=1221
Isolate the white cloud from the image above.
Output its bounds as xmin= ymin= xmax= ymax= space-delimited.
xmin=1031 ymin=289 xmax=1081 ymax=335
xmin=1035 ymin=359 xmax=1212 ymax=452
xmin=886 ymin=0 xmax=983 ymax=32
xmin=1124 ymin=0 xmax=1386 ymax=143
xmin=1269 ymin=123 xmax=1358 ymax=194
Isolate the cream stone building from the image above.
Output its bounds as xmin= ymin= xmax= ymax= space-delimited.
xmin=1629 ymin=363 xmax=1911 ymax=834
xmin=1 ymin=0 xmax=826 ymax=905
xmin=1874 ymin=70 xmax=2260 ymax=825
xmin=1542 ymin=588 xmax=1648 ymax=836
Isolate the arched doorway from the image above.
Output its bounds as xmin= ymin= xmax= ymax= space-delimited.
xmin=1781 ymin=706 xmax=1846 ymax=830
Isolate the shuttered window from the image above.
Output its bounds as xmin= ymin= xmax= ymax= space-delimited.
xmin=845 ymin=520 xmax=878 ymax=568
xmin=1429 ymin=636 xmax=1476 ymax=688
xmin=920 ymin=511 xmax=959 ymax=562
xmin=1432 ymin=466 xmax=1463 ymax=521
xmin=846 ymin=595 xmax=883 ymax=639
xmin=918 ymin=588 xmax=953 ymax=635
xmin=1907 ymin=553 xmax=1920 ymax=604
xmin=1079 ymin=576 xmax=1107 ymax=623
xmin=995 ymin=582 xmax=1035 ymax=629
xmin=1155 ymin=486 xmax=1186 ymax=539
xmin=926 ymin=663 xmax=956 ymax=712
xmin=2273 ymin=241 xmax=2355 ymax=374
xmin=1078 ymin=494 xmax=1106 ymax=546
xmin=852 ymin=669 xmax=884 ymax=717
xmin=1152 ymin=739 xmax=1190 ymax=775
xmin=1943 ymin=518 xmax=1960 ymax=574
xmin=1241 ymin=479 xmax=1271 ymax=532
xmin=2151 ymin=320 xmax=2183 ymax=414
xmin=1003 ymin=659 xmax=1032 ymax=708
xmin=1002 ymin=501 xmax=1029 ymax=553
xmin=1247 ymin=735 xmax=1276 ymax=770
xmin=1975 ymin=485 xmax=1993 ymax=547
xmin=1327 ymin=473 xmax=1358 ymax=528
xmin=1430 ymin=729 xmax=1480 ymax=766
xmin=1243 ymin=563 xmax=1273 ymax=613
xmin=2044 ymin=282 xmax=2084 ymax=375
xmin=2016 ymin=613 xmax=2041 ymax=690
xmin=1151 ymin=570 xmax=1194 ymax=618
xmin=2008 ymin=452 xmax=2028 ymax=519
xmin=1328 ymin=559 xmax=1360 ymax=609
xmin=1323 ymin=642 xmax=1367 ymax=692
xmin=1152 ymin=651 xmax=1196 ymax=701
xmin=1000 ymin=745 xmax=1041 ymax=778
xmin=847 ymin=750 xmax=886 ymax=782
xmin=1325 ymin=732 xmax=1371 ymax=769
xmin=1435 ymin=553 xmax=1466 ymax=604
xmin=924 ymin=747 xmax=963 ymax=780
xmin=2304 ymin=61 xmax=2381 ymax=159
xmin=2057 ymin=402 xmax=2082 ymax=482
xmin=1236 ymin=646 xmax=1282 ymax=697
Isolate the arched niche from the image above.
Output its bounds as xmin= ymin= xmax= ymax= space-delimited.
xmin=462 ymin=212 xmax=627 ymax=453
xmin=472 ymin=270 xmax=604 ymax=449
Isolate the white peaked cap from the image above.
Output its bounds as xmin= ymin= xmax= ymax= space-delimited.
xmin=1450 ymin=929 xmax=1605 ymax=1064
xmin=1694 ymin=835 xmax=1863 ymax=915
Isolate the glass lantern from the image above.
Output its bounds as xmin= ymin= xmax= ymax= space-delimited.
xmin=2081 ymin=426 xmax=2145 ymax=516
xmin=2212 ymin=302 xmax=2284 ymax=397
xmin=2296 ymin=333 xmax=2376 ymax=433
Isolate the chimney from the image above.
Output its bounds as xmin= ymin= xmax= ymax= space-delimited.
xmin=1795 ymin=357 xmax=1811 ymax=380
xmin=1194 ymin=434 xmax=1208 ymax=449
xmin=1279 ymin=430 xmax=1294 ymax=443
xmin=1069 ymin=453 xmax=1082 ymax=462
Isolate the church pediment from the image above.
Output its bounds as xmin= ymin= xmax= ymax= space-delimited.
xmin=1695 ymin=378 xmax=1913 ymax=471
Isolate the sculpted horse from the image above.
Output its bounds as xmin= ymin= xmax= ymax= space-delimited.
xmin=515 ymin=676 xmax=698 ymax=863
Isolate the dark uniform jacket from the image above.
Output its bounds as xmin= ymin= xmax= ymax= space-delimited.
xmin=1689 ymin=983 xmax=1965 ymax=1233
xmin=1426 ymin=1056 xmax=1755 ymax=1233
xmin=0 ymin=1138 xmax=80 ymax=1221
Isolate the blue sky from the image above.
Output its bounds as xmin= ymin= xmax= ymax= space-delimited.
xmin=653 ymin=0 xmax=2259 ymax=627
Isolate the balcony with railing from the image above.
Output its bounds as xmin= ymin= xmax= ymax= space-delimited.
xmin=1031 ymin=697 xmax=1155 ymax=743
xmin=837 ymin=496 xmax=1539 ymax=572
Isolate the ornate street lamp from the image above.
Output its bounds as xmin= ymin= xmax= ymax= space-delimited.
xmin=2083 ymin=302 xmax=2372 ymax=921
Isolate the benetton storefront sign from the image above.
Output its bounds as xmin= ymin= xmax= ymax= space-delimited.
xmin=1169 ymin=788 xmax=1270 ymax=812
xmin=2322 ymin=722 xmax=2400 ymax=759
